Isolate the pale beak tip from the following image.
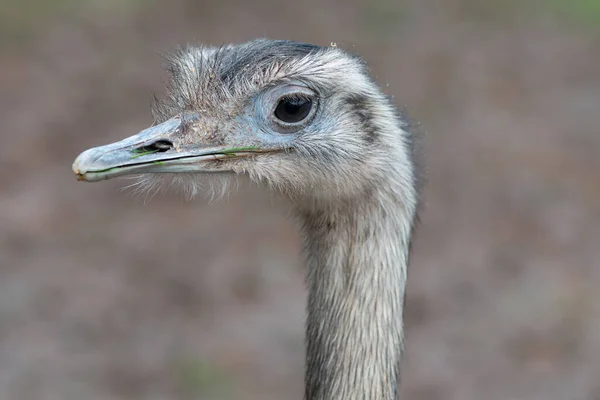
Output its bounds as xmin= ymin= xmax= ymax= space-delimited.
xmin=72 ymin=150 xmax=93 ymax=181
xmin=72 ymin=158 xmax=81 ymax=175
xmin=72 ymin=146 xmax=100 ymax=176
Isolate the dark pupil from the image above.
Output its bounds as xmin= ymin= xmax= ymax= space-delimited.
xmin=274 ymin=96 xmax=312 ymax=123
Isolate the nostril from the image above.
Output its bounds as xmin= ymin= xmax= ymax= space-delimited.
xmin=135 ymin=140 xmax=173 ymax=153
xmin=150 ymin=140 xmax=173 ymax=151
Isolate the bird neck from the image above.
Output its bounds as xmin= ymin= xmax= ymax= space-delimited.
xmin=298 ymin=185 xmax=414 ymax=400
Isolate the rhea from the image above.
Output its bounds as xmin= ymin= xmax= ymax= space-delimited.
xmin=72 ymin=39 xmax=419 ymax=399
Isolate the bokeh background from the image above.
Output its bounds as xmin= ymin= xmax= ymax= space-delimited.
xmin=1 ymin=0 xmax=599 ymax=399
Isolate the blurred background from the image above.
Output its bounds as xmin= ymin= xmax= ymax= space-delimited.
xmin=1 ymin=0 xmax=599 ymax=399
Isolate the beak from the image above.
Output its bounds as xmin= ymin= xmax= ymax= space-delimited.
xmin=72 ymin=115 xmax=268 ymax=182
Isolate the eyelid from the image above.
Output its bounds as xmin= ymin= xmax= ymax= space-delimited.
xmin=267 ymin=87 xmax=316 ymax=111
xmin=278 ymin=93 xmax=311 ymax=101
xmin=266 ymin=86 xmax=317 ymax=114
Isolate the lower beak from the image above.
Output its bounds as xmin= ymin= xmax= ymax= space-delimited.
xmin=72 ymin=116 xmax=265 ymax=182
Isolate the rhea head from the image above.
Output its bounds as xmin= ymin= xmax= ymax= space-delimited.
xmin=72 ymin=39 xmax=416 ymax=210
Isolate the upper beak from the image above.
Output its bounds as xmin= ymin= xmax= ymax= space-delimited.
xmin=72 ymin=115 xmax=265 ymax=182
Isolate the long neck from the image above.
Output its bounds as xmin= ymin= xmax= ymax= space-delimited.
xmin=299 ymin=185 xmax=415 ymax=399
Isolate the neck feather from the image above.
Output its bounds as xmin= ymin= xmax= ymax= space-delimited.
xmin=298 ymin=180 xmax=415 ymax=400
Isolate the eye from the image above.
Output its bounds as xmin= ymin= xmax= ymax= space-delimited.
xmin=274 ymin=95 xmax=313 ymax=123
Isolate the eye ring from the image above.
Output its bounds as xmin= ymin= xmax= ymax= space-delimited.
xmin=264 ymin=84 xmax=319 ymax=134
xmin=273 ymin=95 xmax=313 ymax=124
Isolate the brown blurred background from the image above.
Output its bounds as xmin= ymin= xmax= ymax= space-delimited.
xmin=1 ymin=0 xmax=599 ymax=399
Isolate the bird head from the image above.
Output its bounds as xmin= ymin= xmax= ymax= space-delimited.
xmin=73 ymin=40 xmax=413 ymax=205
